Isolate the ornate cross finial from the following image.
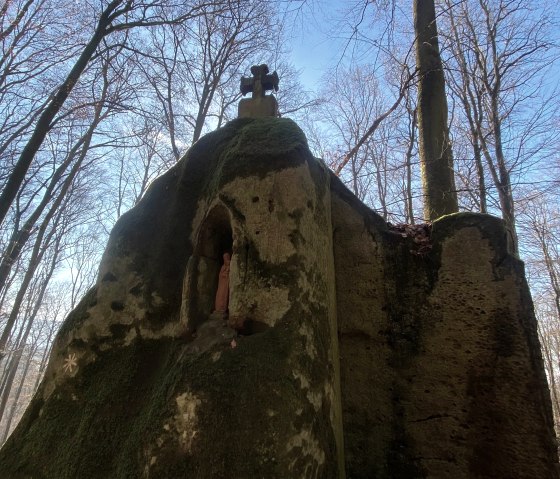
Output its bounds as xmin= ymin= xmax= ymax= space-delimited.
xmin=238 ymin=64 xmax=279 ymax=118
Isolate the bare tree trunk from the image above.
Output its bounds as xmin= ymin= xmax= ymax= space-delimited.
xmin=404 ymin=101 xmax=417 ymax=224
xmin=0 ymin=0 xmax=218 ymax=225
xmin=444 ymin=0 xmax=487 ymax=214
xmin=335 ymin=75 xmax=413 ymax=176
xmin=351 ymin=153 xmax=360 ymax=198
xmin=0 ymin=222 xmax=61 ymax=426
xmin=444 ymin=0 xmax=538 ymax=255
xmin=535 ymin=231 xmax=560 ymax=318
xmin=414 ymin=0 xmax=458 ymax=220
xmin=539 ymin=325 xmax=560 ymax=426
xmin=0 ymin=102 xmax=106 ymax=295
xmin=375 ymin=168 xmax=388 ymax=221
xmin=481 ymin=0 xmax=519 ymax=253
xmin=0 ymin=344 xmax=35 ymax=443
xmin=489 ymin=92 xmax=519 ymax=253
xmin=473 ymin=135 xmax=487 ymax=213
xmin=32 ymin=319 xmax=57 ymax=393
xmin=0 ymin=0 xmax=36 ymax=43
xmin=0 ymin=0 xmax=125 ymax=226
xmin=0 ymin=196 xmax=64 ymax=359
xmin=0 ymin=347 xmax=26 ymax=430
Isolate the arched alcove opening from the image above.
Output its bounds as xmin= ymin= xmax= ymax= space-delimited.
xmin=183 ymin=205 xmax=233 ymax=330
xmin=196 ymin=206 xmax=233 ymax=261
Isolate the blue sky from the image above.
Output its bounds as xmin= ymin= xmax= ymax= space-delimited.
xmin=283 ymin=0 xmax=349 ymax=92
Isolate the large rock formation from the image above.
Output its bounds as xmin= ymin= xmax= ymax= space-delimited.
xmin=0 ymin=118 xmax=557 ymax=478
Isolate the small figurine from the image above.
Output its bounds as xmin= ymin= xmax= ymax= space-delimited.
xmin=214 ymin=252 xmax=231 ymax=314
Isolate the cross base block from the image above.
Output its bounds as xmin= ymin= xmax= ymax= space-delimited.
xmin=238 ymin=95 xmax=278 ymax=118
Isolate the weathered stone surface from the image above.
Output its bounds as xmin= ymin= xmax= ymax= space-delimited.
xmin=238 ymin=94 xmax=278 ymax=118
xmin=0 ymin=118 xmax=342 ymax=478
xmin=331 ymin=176 xmax=559 ymax=478
xmin=0 ymin=118 xmax=557 ymax=479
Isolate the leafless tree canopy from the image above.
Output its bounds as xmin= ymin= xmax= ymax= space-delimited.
xmin=1 ymin=0 xmax=560 ymax=440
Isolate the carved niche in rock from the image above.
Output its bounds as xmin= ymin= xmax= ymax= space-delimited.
xmin=181 ymin=205 xmax=233 ymax=330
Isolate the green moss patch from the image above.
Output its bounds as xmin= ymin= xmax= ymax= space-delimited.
xmin=0 ymin=339 xmax=178 ymax=478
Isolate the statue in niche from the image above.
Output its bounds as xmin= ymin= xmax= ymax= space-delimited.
xmin=214 ymin=252 xmax=231 ymax=316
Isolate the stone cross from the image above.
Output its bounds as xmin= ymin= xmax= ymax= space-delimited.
xmin=238 ymin=64 xmax=279 ymax=118
xmin=240 ymin=64 xmax=279 ymax=98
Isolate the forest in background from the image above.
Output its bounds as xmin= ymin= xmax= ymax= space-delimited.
xmin=0 ymin=0 xmax=559 ymax=443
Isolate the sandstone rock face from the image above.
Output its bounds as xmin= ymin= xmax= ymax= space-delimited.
xmin=332 ymin=184 xmax=559 ymax=478
xmin=0 ymin=118 xmax=557 ymax=478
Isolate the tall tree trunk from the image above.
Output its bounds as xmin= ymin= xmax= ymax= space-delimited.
xmin=0 ymin=103 xmax=105 ymax=296
xmin=539 ymin=326 xmax=560 ymax=425
xmin=0 ymin=0 xmax=125 ymax=227
xmin=0 ymin=198 xmax=63 ymax=359
xmin=472 ymin=133 xmax=487 ymax=214
xmin=405 ymin=102 xmax=417 ymax=224
xmin=489 ymin=92 xmax=519 ymax=254
xmin=32 ymin=319 xmax=58 ymax=393
xmin=0 ymin=344 xmax=35 ymax=443
xmin=414 ymin=0 xmax=458 ymax=220
xmin=445 ymin=1 xmax=487 ymax=214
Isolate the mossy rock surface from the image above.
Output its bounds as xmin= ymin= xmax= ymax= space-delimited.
xmin=0 ymin=117 xmax=341 ymax=478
